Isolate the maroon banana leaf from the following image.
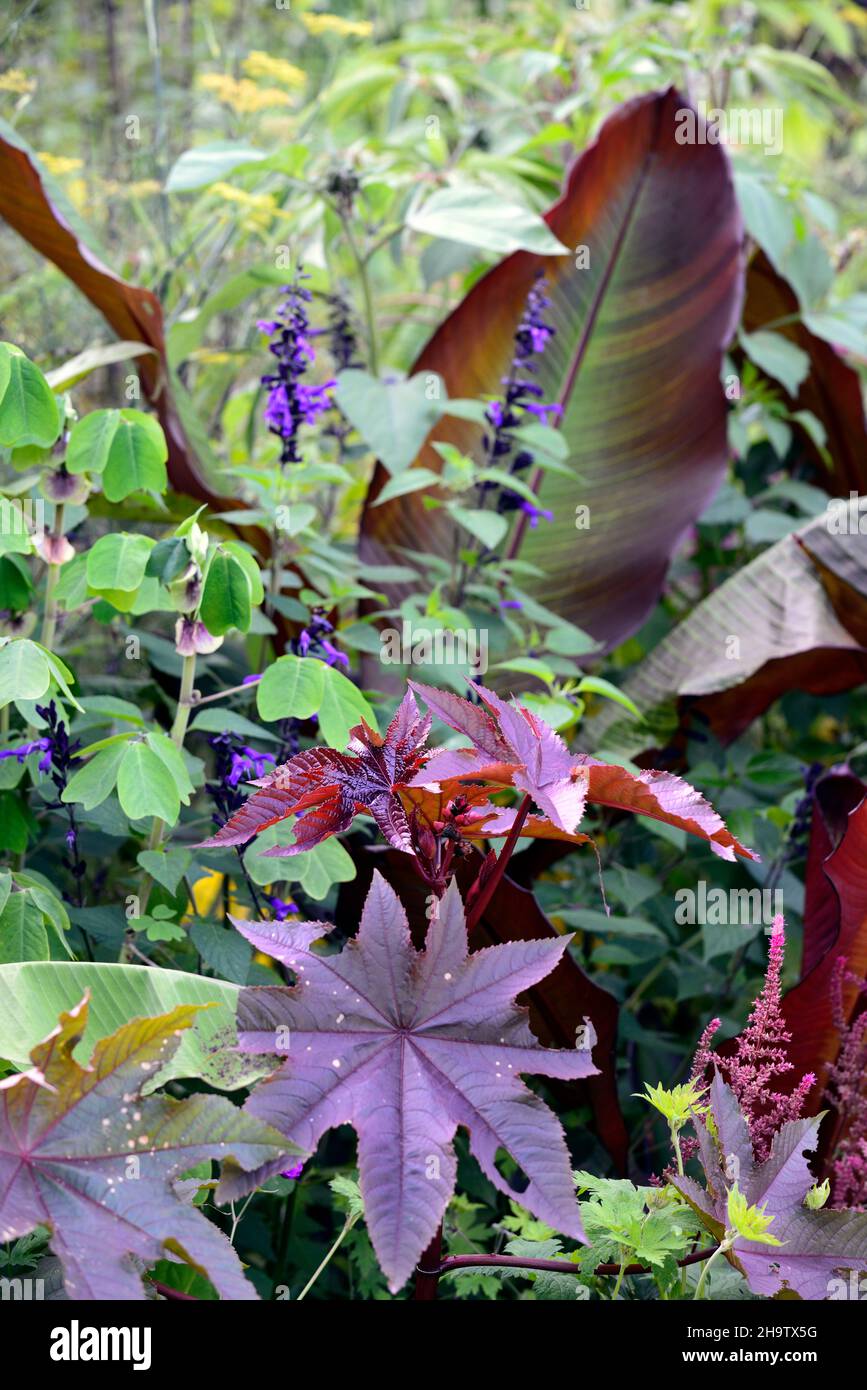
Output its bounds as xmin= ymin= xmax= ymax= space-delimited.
xmin=802 ymin=769 xmax=867 ymax=978
xmin=0 ymin=117 xmax=223 ymax=507
xmin=715 ymin=780 xmax=867 ymax=1176
xmin=583 ymin=511 xmax=867 ymax=756
xmin=743 ymin=248 xmax=867 ymax=497
xmin=360 ymin=86 xmax=744 ymax=651
xmin=782 ymin=790 xmax=867 ymax=1098
xmin=335 ymin=843 xmax=628 ymax=1172
xmin=792 ymin=783 xmax=867 ymax=1171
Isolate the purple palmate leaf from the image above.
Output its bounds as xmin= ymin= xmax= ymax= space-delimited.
xmin=0 ymin=995 xmax=292 ymax=1300
xmin=218 ymin=872 xmax=598 ymax=1291
xmin=197 ymin=689 xmax=431 ymax=855
xmin=410 ymin=679 xmax=586 ymax=832
xmin=409 ymin=680 xmax=756 ymax=860
xmin=676 ymin=1073 xmax=867 ymax=1299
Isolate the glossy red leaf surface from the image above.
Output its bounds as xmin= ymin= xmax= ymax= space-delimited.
xmin=361 ymin=87 xmax=744 ymax=650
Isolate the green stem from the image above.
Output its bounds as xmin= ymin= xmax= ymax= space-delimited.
xmin=671 ymin=1126 xmax=688 ymax=1296
xmin=611 ymin=1255 xmax=628 ymax=1301
xmin=136 ymin=653 xmax=197 ymax=920
xmin=693 ymin=1239 xmax=729 ymax=1300
xmin=275 ymin=1184 xmax=297 ymax=1291
xmin=337 ymin=208 xmax=379 ymax=374
xmin=296 ymin=1212 xmax=359 ymax=1301
xmin=258 ymin=513 xmax=282 ymax=670
xmin=39 ymin=503 xmax=65 ymax=653
xmin=192 ymin=677 xmax=260 ymax=707
xmin=671 ymin=1126 xmax=685 ymax=1178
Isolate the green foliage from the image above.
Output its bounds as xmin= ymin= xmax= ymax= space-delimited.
xmin=66 ymin=408 xmax=168 ymax=500
xmin=334 ymin=370 xmax=446 ymax=476
xmin=0 ymin=961 xmax=272 ymax=1091
xmin=200 ymin=550 xmax=254 ymax=636
xmin=257 ymin=653 xmax=324 ymax=721
xmin=1 ymin=0 xmax=866 ymax=1304
xmin=575 ymin=1173 xmax=701 ymax=1277
xmin=726 ymin=1185 xmax=783 ymax=1247
xmin=0 ymin=343 xmax=60 ymax=448
xmin=636 ymin=1079 xmax=709 ymax=1132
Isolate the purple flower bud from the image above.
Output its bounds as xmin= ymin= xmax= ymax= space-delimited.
xmin=320 ymin=639 xmax=349 ymax=668
xmin=471 ymin=271 xmax=559 ymax=555
xmin=520 ymin=500 xmax=554 ymax=527
xmin=267 ymin=895 xmax=298 ymax=922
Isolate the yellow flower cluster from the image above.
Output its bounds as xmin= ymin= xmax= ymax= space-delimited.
xmin=198 ymin=72 xmax=294 ymax=114
xmin=0 ymin=68 xmax=35 ymax=94
xmin=301 ymin=13 xmax=373 ymax=38
xmin=37 ymin=153 xmax=83 ymax=176
xmin=241 ymin=50 xmax=305 ymax=88
xmin=66 ymin=179 xmax=88 ymax=212
xmin=101 ymin=178 xmax=162 ymax=198
xmin=182 ymin=868 xmax=252 ymax=925
xmin=191 ymin=349 xmax=235 ymax=366
xmin=211 ymin=181 xmax=284 ymax=230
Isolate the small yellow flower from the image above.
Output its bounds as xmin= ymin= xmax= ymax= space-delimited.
xmin=259 ymin=115 xmax=295 ymax=143
xmin=37 ymin=152 xmax=84 ymax=177
xmin=301 ymin=12 xmax=373 ymax=38
xmin=211 ymin=181 xmax=281 ymax=231
xmin=101 ymin=177 xmax=161 ymax=198
xmin=126 ymin=178 xmax=162 ymax=198
xmin=198 ymin=71 xmax=294 ymax=115
xmin=66 ymin=177 xmax=88 ymax=212
xmin=192 ymin=350 xmax=234 ymax=366
xmin=0 ymin=68 xmax=36 ymax=95
xmin=182 ymin=868 xmax=251 ymax=923
xmin=242 ymin=50 xmax=305 ymax=88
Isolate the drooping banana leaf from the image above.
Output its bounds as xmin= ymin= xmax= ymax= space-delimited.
xmin=0 ymin=117 xmax=223 ymax=506
xmin=584 ymin=511 xmax=867 ymax=756
xmin=0 ymin=961 xmax=274 ymax=1093
xmin=717 ymin=791 xmax=867 ymax=1172
xmin=361 ymin=87 xmax=744 ymax=651
xmin=802 ymin=768 xmax=866 ymax=980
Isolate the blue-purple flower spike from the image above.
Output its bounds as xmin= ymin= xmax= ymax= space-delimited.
xmin=205 ymin=732 xmax=276 ymax=829
xmin=259 ymin=269 xmax=336 ymax=466
xmin=479 ymin=270 xmax=560 ymax=526
xmin=290 ymin=606 xmax=348 ymax=669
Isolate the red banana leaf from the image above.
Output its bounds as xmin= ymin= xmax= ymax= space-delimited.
xmin=0 ymin=117 xmax=222 ymax=506
xmin=781 ymin=794 xmax=867 ymax=1099
xmin=361 ymin=86 xmax=744 ymax=651
xmin=335 ymin=844 xmax=628 ymax=1172
xmin=802 ymin=769 xmax=867 ymax=979
xmin=716 ymin=788 xmax=867 ymax=1148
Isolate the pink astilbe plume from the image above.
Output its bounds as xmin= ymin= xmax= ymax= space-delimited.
xmin=824 ymin=957 xmax=867 ymax=1209
xmin=690 ymin=1015 xmax=722 ymax=1081
xmin=691 ymin=914 xmax=815 ymax=1161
